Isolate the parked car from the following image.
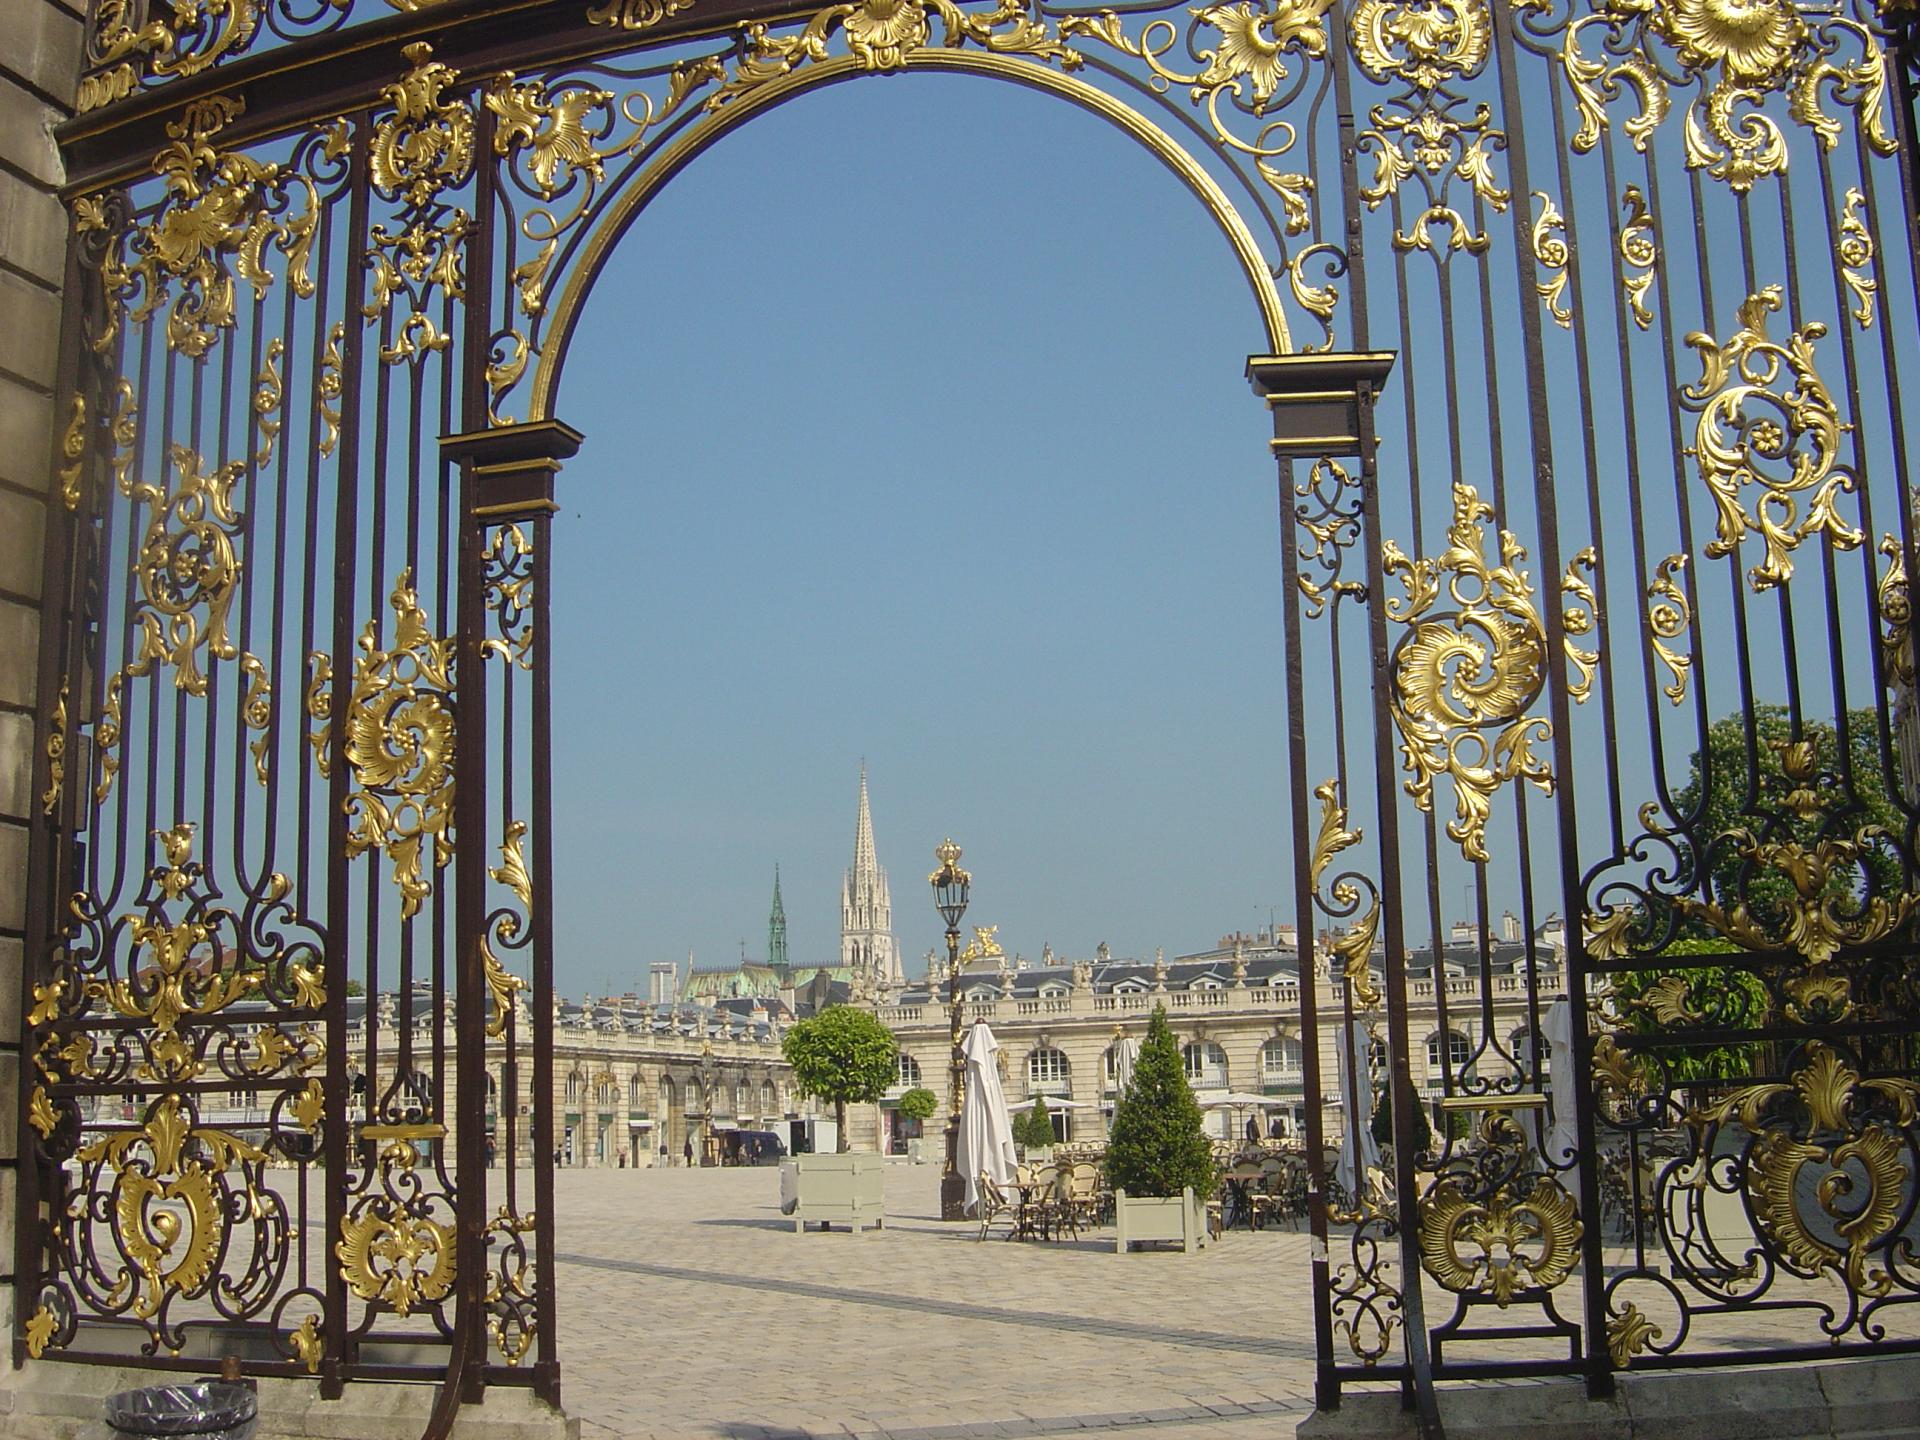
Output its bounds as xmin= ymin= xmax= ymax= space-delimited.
xmin=721 ymin=1130 xmax=788 ymax=1166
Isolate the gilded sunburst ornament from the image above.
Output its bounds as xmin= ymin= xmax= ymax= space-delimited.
xmin=1663 ymin=0 xmax=1806 ymax=85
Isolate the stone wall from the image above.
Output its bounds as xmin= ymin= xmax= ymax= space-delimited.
xmin=0 ymin=0 xmax=82 ymax=1366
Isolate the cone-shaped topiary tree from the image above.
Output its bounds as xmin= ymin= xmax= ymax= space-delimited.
xmin=1104 ymin=1005 xmax=1216 ymax=1198
xmin=1019 ymin=1093 xmax=1054 ymax=1150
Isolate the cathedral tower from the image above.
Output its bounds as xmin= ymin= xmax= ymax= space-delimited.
xmin=768 ymin=864 xmax=789 ymax=979
xmin=841 ymin=766 xmax=901 ymax=991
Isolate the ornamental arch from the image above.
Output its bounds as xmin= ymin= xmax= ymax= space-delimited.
xmin=13 ymin=0 xmax=1920 ymax=1437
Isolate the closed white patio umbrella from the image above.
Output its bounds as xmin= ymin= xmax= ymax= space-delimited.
xmin=957 ymin=1021 xmax=1017 ymax=1217
xmin=1112 ymin=1036 xmax=1141 ymax=1100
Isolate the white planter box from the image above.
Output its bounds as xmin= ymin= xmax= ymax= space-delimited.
xmin=779 ymin=1153 xmax=886 ymax=1234
xmin=1113 ymin=1187 xmax=1206 ymax=1253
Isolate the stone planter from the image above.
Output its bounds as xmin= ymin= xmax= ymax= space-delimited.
xmin=1113 ymin=1187 xmax=1206 ymax=1253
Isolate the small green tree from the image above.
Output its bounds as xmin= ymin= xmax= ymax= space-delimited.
xmin=1104 ymin=1005 xmax=1216 ymax=1199
xmin=780 ymin=1006 xmax=899 ymax=1152
xmin=1370 ymin=1082 xmax=1432 ymax=1155
xmin=1019 ymin=1093 xmax=1055 ymax=1150
xmin=897 ymin=1087 xmax=936 ymax=1125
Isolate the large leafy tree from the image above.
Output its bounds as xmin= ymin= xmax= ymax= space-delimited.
xmin=1104 ymin=1006 xmax=1216 ymax=1199
xmin=781 ymin=1006 xmax=898 ymax=1152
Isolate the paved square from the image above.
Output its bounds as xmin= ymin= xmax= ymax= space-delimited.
xmin=546 ymin=1163 xmax=1328 ymax=1440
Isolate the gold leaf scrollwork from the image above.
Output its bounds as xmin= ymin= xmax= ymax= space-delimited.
xmin=1559 ymin=0 xmax=1895 ymax=193
xmin=486 ymin=77 xmax=613 ymax=199
xmin=586 ymin=0 xmax=693 ymax=28
xmin=1697 ymin=1043 xmax=1920 ymax=1304
xmin=1561 ymin=546 xmax=1599 ymax=704
xmin=480 ymin=524 xmax=536 ymax=669
xmin=289 ymin=1314 xmax=323 ymax=1374
xmin=87 ymin=0 xmax=263 ymax=94
xmin=23 ymin=1303 xmax=59 ymax=1359
xmin=1382 ymin=483 xmax=1554 ymax=864
xmin=484 ymin=822 xmax=533 ymax=1038
xmin=1606 ymin=1300 xmax=1663 ymax=1367
xmin=1531 ymin=192 xmax=1571 ymax=329
xmin=1350 ymin=0 xmax=1507 ymax=255
xmin=1877 ymin=534 xmax=1911 ymax=690
xmin=484 ymin=1205 xmax=539 ymax=1364
xmin=1682 ymin=286 xmax=1861 ymax=592
xmin=42 ymin=678 xmax=67 ymax=816
xmin=1619 ymin=184 xmax=1658 ymax=332
xmin=316 ymin=322 xmax=345 ymax=457
xmin=1418 ymin=1172 xmax=1583 ymax=1305
xmin=339 ymin=1124 xmax=456 ymax=1316
xmin=307 ymin=571 xmax=456 ymax=920
xmin=93 ymin=95 xmax=318 ymax=358
xmin=1837 ymin=186 xmax=1876 ymax=331
xmin=366 ymin=44 xmax=475 ymax=364
xmin=1310 ymin=778 xmax=1381 ymax=1008
xmin=1294 ymin=456 xmax=1366 ymax=617
xmin=1647 ymin=552 xmax=1694 ymax=705
xmin=58 ymin=395 xmax=86 ymax=511
xmin=74 ymin=1094 xmax=276 ymax=1322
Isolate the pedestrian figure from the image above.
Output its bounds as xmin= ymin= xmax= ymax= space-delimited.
xmin=1245 ymin=1115 xmax=1260 ymax=1143
xmin=485 ymin=1135 xmax=497 ymax=1168
xmin=684 ymin=1137 xmax=694 ymax=1168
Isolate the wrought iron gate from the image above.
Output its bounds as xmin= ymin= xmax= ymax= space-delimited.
xmin=16 ymin=0 xmax=1920 ymax=1433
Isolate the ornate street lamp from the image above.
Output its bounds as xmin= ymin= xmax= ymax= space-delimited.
xmin=929 ymin=839 xmax=970 ymax=1221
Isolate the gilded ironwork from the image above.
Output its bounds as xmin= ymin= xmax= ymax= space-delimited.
xmin=1606 ymin=1300 xmax=1663 ymax=1367
xmin=1877 ymin=534 xmax=1911 ymax=688
xmin=1837 ymin=186 xmax=1877 ymax=330
xmin=86 ymin=0 xmax=262 ymax=95
xmin=484 ymin=821 xmax=533 ymax=1037
xmin=1683 ymin=286 xmax=1861 ymax=593
xmin=587 ymin=0 xmax=695 ymax=28
xmin=1310 ymin=778 xmax=1382 ymax=1007
xmin=307 ymin=571 xmax=457 ymax=920
xmin=367 ymin=44 xmax=476 ymax=363
xmin=1350 ymin=0 xmax=1507 ymax=254
xmin=316 ymin=322 xmax=346 ymax=457
xmin=81 ymin=95 xmax=317 ymax=358
xmin=57 ymin=395 xmax=86 ymax=511
xmin=1561 ymin=547 xmax=1598 ymax=704
xmin=42 ymin=678 xmax=67 ymax=817
xmin=484 ymin=1206 xmax=539 ymax=1364
xmin=1531 ymin=192 xmax=1571 ymax=329
xmin=1419 ymin=1173 xmax=1582 ymax=1303
xmin=1294 ymin=456 xmax=1366 ymax=617
xmin=1619 ymin=184 xmax=1657 ymax=331
xmin=1382 ymin=483 xmax=1553 ymax=864
xmin=1559 ymin=0 xmax=1895 ymax=192
xmin=1647 ymin=552 xmax=1694 ymax=704
xmin=480 ymin=524 xmax=536 ymax=669
xmin=339 ymin=1123 xmax=457 ymax=1316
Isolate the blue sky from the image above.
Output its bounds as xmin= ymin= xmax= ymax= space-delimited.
xmin=548 ymin=72 xmax=1295 ymax=993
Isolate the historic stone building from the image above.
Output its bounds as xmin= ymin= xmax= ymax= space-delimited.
xmin=872 ymin=920 xmax=1570 ymax=1152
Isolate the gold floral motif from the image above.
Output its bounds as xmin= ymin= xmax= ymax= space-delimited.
xmin=94 ymin=679 xmax=123 ymax=804
xmin=1837 ymin=187 xmax=1876 ymax=331
xmin=1682 ymin=287 xmax=1860 ymax=593
xmin=57 ymin=394 xmax=86 ymax=510
xmin=1531 ymin=192 xmax=1571 ymax=329
xmin=27 ymin=1086 xmax=58 ymax=1138
xmin=484 ymin=1205 xmax=539 ymax=1364
xmin=366 ymin=45 xmax=475 ymax=363
xmin=338 ymin=1126 xmax=456 ymax=1316
xmin=486 ymin=79 xmax=613 ymax=198
xmin=78 ymin=63 xmax=138 ymax=113
xmin=1561 ymin=547 xmax=1598 ymax=704
xmin=1647 ymin=553 xmax=1693 ymax=705
xmin=1382 ymin=483 xmax=1554 ymax=864
xmin=1606 ymin=1301 xmax=1662 ymax=1367
xmin=90 ymin=95 xmax=317 ymax=358
xmin=76 ymin=1094 xmax=271 ymax=1320
xmin=585 ymin=0 xmax=693 ymax=27
xmin=307 ymin=571 xmax=456 ymax=920
xmin=291 ymin=1079 xmax=326 ymax=1133
xmin=88 ymin=0 xmax=261 ymax=89
xmin=484 ymin=822 xmax=533 ymax=1038
xmin=1418 ymin=1174 xmax=1582 ymax=1304
xmin=1561 ymin=0 xmax=1894 ymax=194
xmin=316 ymin=323 xmax=345 ymax=458
xmin=1294 ymin=456 xmax=1366 ymax=616
xmin=1698 ymin=1043 xmax=1920 ymax=1301
xmin=42 ymin=677 xmax=67 ymax=816
xmin=480 ymin=524 xmax=536 ymax=669
xmin=1877 ymin=534 xmax=1911 ymax=689
xmin=252 ymin=337 xmax=284 ymax=467
xmin=1619 ymin=184 xmax=1657 ymax=331
xmin=1310 ymin=778 xmax=1381 ymax=1008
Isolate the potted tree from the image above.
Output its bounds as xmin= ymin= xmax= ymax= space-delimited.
xmin=777 ymin=1006 xmax=899 ymax=1233
xmin=897 ymin=1085 xmax=936 ymax=1163
xmin=1104 ymin=1005 xmax=1216 ymax=1252
xmin=1018 ymin=1093 xmax=1055 ymax=1163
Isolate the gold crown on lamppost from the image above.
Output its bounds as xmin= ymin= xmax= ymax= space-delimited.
xmin=929 ymin=838 xmax=969 ymax=886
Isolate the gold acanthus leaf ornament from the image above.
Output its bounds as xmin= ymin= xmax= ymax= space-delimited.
xmin=1836 ymin=187 xmax=1876 ymax=331
xmin=23 ymin=1304 xmax=58 ymax=1359
xmin=1560 ymin=0 xmax=1895 ymax=194
xmin=1531 ymin=192 xmax=1571 ymax=329
xmin=308 ymin=571 xmax=457 ymax=920
xmin=485 ymin=79 xmax=614 ymax=199
xmin=1309 ymin=778 xmax=1381 ymax=1008
xmin=483 ymin=822 xmax=533 ymax=1038
xmin=86 ymin=0 xmax=262 ymax=94
xmin=1682 ymin=286 xmax=1860 ymax=593
xmin=586 ymin=0 xmax=694 ymax=29
xmin=1606 ymin=1301 xmax=1663 ymax=1367
xmin=1647 ymin=553 xmax=1694 ymax=705
xmin=78 ymin=94 xmax=317 ymax=358
xmin=58 ymin=394 xmax=86 ymax=511
xmin=42 ymin=678 xmax=67 ymax=817
xmin=1877 ymin=534 xmax=1911 ymax=690
xmin=1382 ymin=483 xmax=1554 ymax=865
xmin=338 ymin=1130 xmax=457 ymax=1316
xmin=1619 ymin=184 xmax=1658 ymax=331
xmin=1561 ymin=547 xmax=1599 ymax=704
xmin=1417 ymin=1175 xmax=1583 ymax=1305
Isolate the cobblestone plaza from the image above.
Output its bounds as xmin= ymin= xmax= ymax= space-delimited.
xmin=547 ymin=1164 xmax=1322 ymax=1440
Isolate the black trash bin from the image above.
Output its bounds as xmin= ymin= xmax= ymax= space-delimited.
xmin=100 ymin=1381 xmax=258 ymax=1440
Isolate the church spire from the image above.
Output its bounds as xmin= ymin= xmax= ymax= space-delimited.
xmin=842 ymin=764 xmax=900 ymax=991
xmin=768 ymin=864 xmax=789 ymax=976
xmin=854 ymin=763 xmax=877 ymax=879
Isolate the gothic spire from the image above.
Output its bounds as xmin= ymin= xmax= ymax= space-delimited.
xmin=854 ymin=763 xmax=877 ymax=880
xmin=768 ymin=863 xmax=789 ymax=975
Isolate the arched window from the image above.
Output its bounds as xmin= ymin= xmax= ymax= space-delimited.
xmin=565 ymin=1071 xmax=582 ymax=1104
xmin=1509 ymin=1026 xmax=1548 ymax=1075
xmin=895 ymin=1053 xmax=923 ymax=1092
xmin=1426 ymin=1031 xmax=1473 ymax=1077
xmin=1261 ymin=1036 xmax=1302 ymax=1081
xmin=1026 ymin=1047 xmax=1071 ymax=1096
xmin=1182 ymin=1041 xmax=1229 ymax=1089
xmin=762 ymin=1080 xmax=778 ymax=1116
xmin=734 ymin=1081 xmax=750 ymax=1115
xmin=630 ymin=1074 xmax=645 ymax=1107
